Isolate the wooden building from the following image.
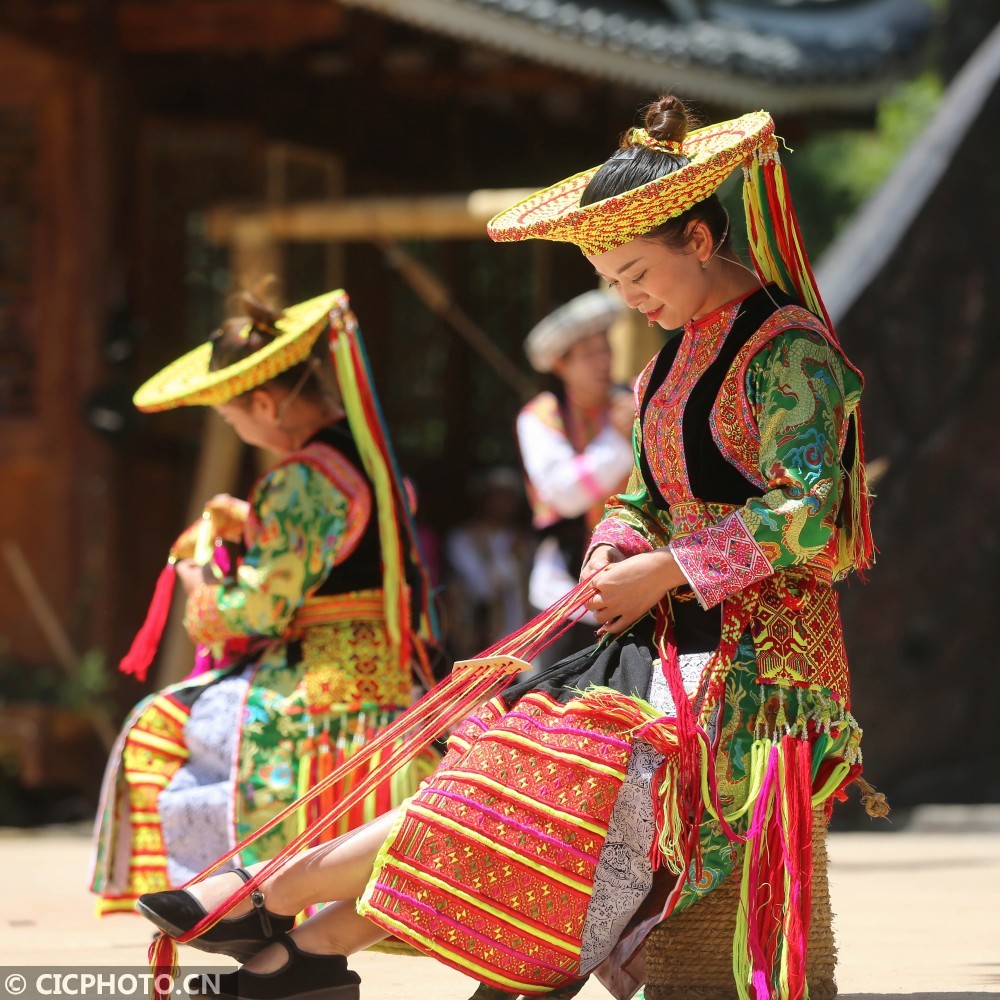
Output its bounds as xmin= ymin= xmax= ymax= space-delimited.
xmin=0 ymin=0 xmax=934 ymax=813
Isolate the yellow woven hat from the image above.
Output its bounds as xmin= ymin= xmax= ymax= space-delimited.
xmin=133 ymin=289 xmax=344 ymax=412
xmin=488 ymin=111 xmax=773 ymax=255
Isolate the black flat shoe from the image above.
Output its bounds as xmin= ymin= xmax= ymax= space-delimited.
xmin=466 ymin=987 xmax=520 ymax=1000
xmin=136 ymin=868 xmax=295 ymax=963
xmin=205 ymin=937 xmax=360 ymax=1000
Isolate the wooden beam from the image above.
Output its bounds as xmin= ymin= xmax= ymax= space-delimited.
xmin=205 ymin=189 xmax=538 ymax=244
xmin=118 ymin=0 xmax=344 ymax=53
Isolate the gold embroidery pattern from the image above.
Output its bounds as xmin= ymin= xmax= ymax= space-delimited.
xmin=750 ymin=571 xmax=849 ymax=698
xmin=299 ymin=619 xmax=411 ymax=714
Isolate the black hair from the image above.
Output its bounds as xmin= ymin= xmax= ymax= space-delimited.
xmin=580 ymin=94 xmax=729 ymax=254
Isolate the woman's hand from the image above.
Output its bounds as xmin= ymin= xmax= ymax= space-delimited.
xmin=580 ymin=543 xmax=625 ymax=580
xmin=175 ymin=558 xmax=211 ymax=596
xmin=586 ymin=548 xmax=687 ymax=635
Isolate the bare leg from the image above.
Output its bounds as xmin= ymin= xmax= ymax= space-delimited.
xmin=184 ymin=809 xmax=399 ymax=921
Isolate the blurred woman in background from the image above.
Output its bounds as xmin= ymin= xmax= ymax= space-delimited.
xmin=517 ymin=290 xmax=634 ymax=665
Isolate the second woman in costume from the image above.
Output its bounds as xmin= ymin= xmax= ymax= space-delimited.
xmin=90 ymin=290 xmax=437 ymax=935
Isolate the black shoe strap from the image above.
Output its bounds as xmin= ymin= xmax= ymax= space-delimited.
xmin=234 ymin=867 xmax=273 ymax=938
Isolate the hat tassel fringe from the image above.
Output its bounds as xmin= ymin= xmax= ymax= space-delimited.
xmin=328 ymin=296 xmax=440 ymax=689
xmin=743 ymin=143 xmax=875 ymax=573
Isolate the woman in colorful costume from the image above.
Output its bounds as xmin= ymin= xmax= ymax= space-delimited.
xmin=517 ymin=290 xmax=635 ymax=666
xmin=90 ymin=289 xmax=438 ymax=929
xmin=134 ymin=97 xmax=877 ymax=1000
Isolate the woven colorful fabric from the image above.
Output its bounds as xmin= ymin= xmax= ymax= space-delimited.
xmin=359 ymin=690 xmax=636 ymax=994
xmin=92 ymin=691 xmax=193 ymax=914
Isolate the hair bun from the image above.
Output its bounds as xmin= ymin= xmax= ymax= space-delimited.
xmin=643 ymin=95 xmax=689 ymax=147
xmin=235 ymin=277 xmax=284 ymax=335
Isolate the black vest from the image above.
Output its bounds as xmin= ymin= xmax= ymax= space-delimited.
xmin=309 ymin=422 xmax=384 ymax=596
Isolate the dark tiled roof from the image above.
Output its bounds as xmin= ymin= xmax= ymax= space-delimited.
xmin=342 ymin=0 xmax=934 ymax=110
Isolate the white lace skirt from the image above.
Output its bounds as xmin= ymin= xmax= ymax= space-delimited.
xmin=579 ymin=652 xmax=713 ymax=972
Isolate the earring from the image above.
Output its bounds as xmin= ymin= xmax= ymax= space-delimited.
xmin=701 ymin=259 xmax=709 ymax=270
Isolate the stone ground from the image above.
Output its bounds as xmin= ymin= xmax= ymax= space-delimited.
xmin=0 ymin=805 xmax=997 ymax=999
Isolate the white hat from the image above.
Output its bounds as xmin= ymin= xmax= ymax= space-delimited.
xmin=524 ymin=289 xmax=624 ymax=374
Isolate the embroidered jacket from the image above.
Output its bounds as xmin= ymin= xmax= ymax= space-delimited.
xmin=589 ymin=288 xmax=864 ymax=698
xmin=183 ymin=423 xmax=379 ymax=645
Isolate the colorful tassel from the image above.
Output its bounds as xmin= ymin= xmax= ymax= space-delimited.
xmin=315 ymin=727 xmax=334 ymax=843
xmin=733 ymin=735 xmax=817 ymax=1000
xmin=296 ymin=728 xmax=315 ymax=835
xmin=734 ymin=742 xmax=780 ymax=1000
xmin=328 ymin=297 xmax=441 ymax=685
xmin=743 ymin=144 xmax=875 ymax=577
xmin=777 ymin=737 xmax=814 ymax=1000
xmin=147 ymin=932 xmax=179 ymax=1000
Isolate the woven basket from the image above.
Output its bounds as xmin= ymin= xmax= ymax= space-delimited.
xmin=645 ymin=809 xmax=836 ymax=999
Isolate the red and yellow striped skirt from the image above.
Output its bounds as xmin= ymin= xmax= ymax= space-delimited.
xmin=358 ymin=689 xmax=640 ymax=995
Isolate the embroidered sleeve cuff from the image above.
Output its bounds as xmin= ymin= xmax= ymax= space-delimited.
xmin=668 ymin=510 xmax=774 ymax=609
xmin=586 ymin=519 xmax=654 ymax=563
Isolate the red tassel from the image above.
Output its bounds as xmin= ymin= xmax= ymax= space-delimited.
xmin=119 ymin=563 xmax=177 ymax=682
xmin=781 ymin=738 xmax=815 ymax=1000
xmin=316 ymin=730 xmax=334 ymax=843
xmin=333 ymin=729 xmax=349 ymax=836
xmin=653 ymin=611 xmax=706 ymax=877
xmin=851 ymin=414 xmax=877 ymax=571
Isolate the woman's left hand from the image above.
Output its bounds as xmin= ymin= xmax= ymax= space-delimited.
xmin=586 ymin=549 xmax=687 ymax=635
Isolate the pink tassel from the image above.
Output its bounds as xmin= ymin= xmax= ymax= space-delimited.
xmin=745 ymin=744 xmax=779 ymax=1000
xmin=118 ymin=563 xmax=177 ymax=682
